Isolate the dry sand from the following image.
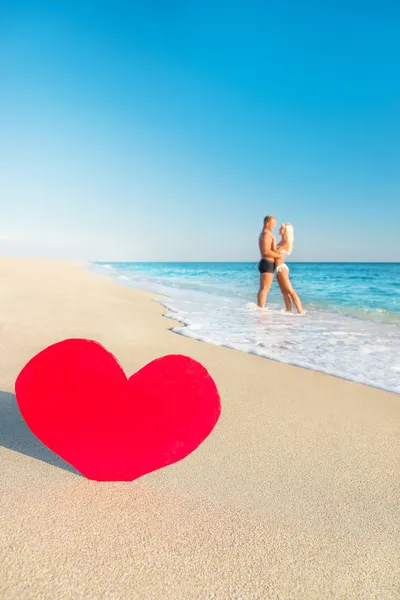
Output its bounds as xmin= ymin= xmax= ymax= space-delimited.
xmin=0 ymin=257 xmax=399 ymax=599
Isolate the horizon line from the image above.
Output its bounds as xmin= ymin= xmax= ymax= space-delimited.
xmin=93 ymin=260 xmax=400 ymax=264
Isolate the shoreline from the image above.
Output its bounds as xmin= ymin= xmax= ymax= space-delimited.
xmin=1 ymin=257 xmax=399 ymax=599
xmin=91 ymin=262 xmax=400 ymax=396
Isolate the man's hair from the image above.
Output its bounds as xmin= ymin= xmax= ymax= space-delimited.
xmin=264 ymin=215 xmax=275 ymax=226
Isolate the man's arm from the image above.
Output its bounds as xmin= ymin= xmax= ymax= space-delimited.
xmin=261 ymin=233 xmax=285 ymax=259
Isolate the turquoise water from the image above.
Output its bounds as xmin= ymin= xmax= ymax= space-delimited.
xmin=93 ymin=262 xmax=400 ymax=394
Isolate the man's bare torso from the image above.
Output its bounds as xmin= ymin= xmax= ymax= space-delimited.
xmin=259 ymin=229 xmax=275 ymax=259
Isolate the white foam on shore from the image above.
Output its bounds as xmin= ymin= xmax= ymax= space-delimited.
xmin=91 ymin=263 xmax=400 ymax=395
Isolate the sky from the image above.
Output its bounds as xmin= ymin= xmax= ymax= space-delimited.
xmin=0 ymin=0 xmax=399 ymax=261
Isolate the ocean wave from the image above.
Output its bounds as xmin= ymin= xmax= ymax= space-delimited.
xmin=91 ymin=262 xmax=400 ymax=394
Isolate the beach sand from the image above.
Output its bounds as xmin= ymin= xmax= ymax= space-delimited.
xmin=0 ymin=257 xmax=399 ymax=599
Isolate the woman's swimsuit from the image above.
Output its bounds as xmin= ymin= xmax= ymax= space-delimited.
xmin=276 ymin=249 xmax=289 ymax=274
xmin=276 ymin=263 xmax=289 ymax=274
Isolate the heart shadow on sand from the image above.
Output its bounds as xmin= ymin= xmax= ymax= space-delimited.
xmin=0 ymin=390 xmax=82 ymax=476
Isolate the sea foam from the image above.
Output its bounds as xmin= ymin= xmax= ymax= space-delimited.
xmin=91 ymin=262 xmax=400 ymax=394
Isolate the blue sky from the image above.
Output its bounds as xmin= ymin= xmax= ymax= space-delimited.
xmin=1 ymin=1 xmax=399 ymax=261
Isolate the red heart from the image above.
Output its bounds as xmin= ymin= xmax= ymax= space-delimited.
xmin=15 ymin=339 xmax=221 ymax=481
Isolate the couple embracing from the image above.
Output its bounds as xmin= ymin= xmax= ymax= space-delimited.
xmin=257 ymin=215 xmax=304 ymax=314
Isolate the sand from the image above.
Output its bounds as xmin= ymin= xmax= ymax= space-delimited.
xmin=0 ymin=257 xmax=399 ymax=599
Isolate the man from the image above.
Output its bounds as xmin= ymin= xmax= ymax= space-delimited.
xmin=257 ymin=215 xmax=283 ymax=308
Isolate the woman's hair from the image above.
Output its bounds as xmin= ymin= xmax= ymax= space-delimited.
xmin=281 ymin=223 xmax=294 ymax=255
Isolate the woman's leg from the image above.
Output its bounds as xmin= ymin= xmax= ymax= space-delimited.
xmin=277 ymin=273 xmax=293 ymax=311
xmin=279 ymin=271 xmax=304 ymax=314
xmin=289 ymin=289 xmax=304 ymax=314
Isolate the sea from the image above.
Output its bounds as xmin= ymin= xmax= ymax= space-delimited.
xmin=92 ymin=262 xmax=400 ymax=394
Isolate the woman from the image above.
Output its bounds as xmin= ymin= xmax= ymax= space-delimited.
xmin=275 ymin=223 xmax=304 ymax=314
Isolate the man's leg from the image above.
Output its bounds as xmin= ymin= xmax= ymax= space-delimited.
xmin=257 ymin=273 xmax=273 ymax=308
